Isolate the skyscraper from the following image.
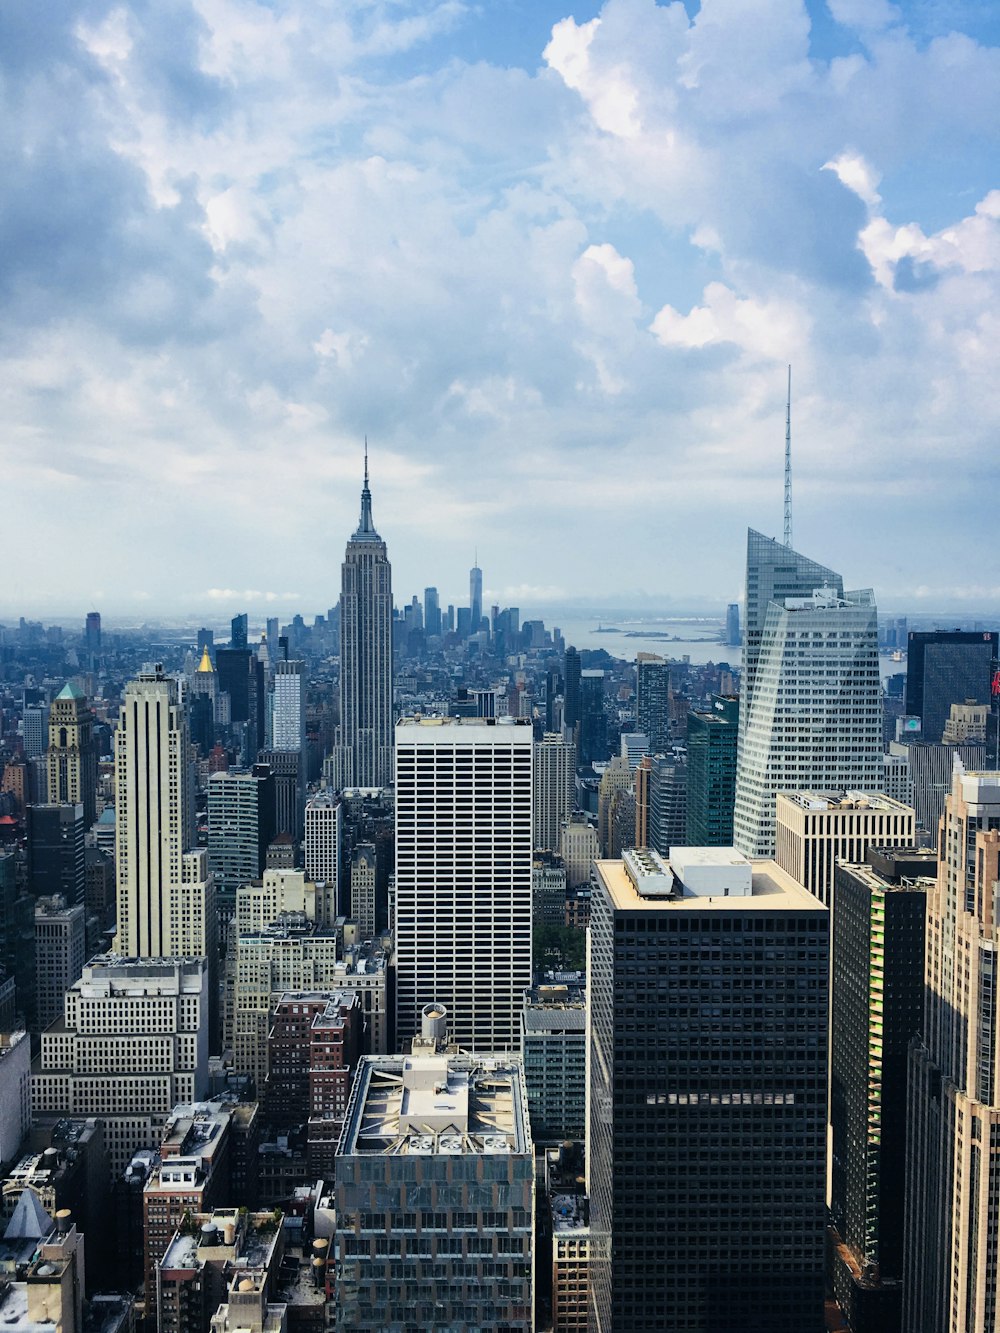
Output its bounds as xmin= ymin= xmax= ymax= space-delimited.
xmin=588 ymin=848 xmax=829 ymax=1330
xmin=114 ymin=667 xmax=216 ymax=963
xmin=636 ymin=654 xmax=672 ymax=753
xmin=330 ymin=456 xmax=393 ymax=790
xmin=469 ymin=558 xmax=483 ymax=633
xmin=904 ymin=630 xmax=998 ymax=745
xmin=830 ymin=847 xmax=934 ymax=1332
xmin=46 ymin=682 xmax=98 ymax=828
xmin=563 ymin=646 xmax=581 ymax=733
xmin=685 ymin=694 xmax=739 ymax=846
xmin=905 ymin=766 xmax=1000 ymax=1331
xmin=533 ymin=733 xmax=576 ymax=853
xmin=734 ymin=531 xmax=882 ymax=858
xmin=394 ymin=717 xmax=533 ymax=1052
xmin=579 ymin=669 xmax=608 ymax=765
xmin=423 ymin=586 xmax=441 ymax=637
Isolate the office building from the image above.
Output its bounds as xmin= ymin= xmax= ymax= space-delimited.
xmin=217 ymin=640 xmax=264 ymax=761
xmin=115 ymin=667 xmax=216 ymax=963
xmin=686 ymin=694 xmax=739 ymax=846
xmin=579 ymin=670 xmax=608 ymax=765
xmin=32 ymin=956 xmax=210 ymax=1177
xmin=890 ymin=737 xmax=986 ymax=837
xmin=942 ymin=700 xmax=990 ymax=744
xmin=726 ymin=601 xmax=740 ymax=647
xmin=469 ymin=559 xmax=483 ymax=633
xmin=45 ymin=683 xmax=97 ymax=827
xmin=619 ymin=732 xmax=649 ymax=770
xmin=589 ymin=848 xmax=828 ymax=1331
xmin=85 ymin=610 xmax=102 ymax=661
xmin=271 ymin=659 xmax=306 ymax=753
xmin=905 ymin=767 xmax=1000 ymax=1331
xmin=521 ymin=984 xmax=586 ymax=1143
xmin=597 ymin=756 xmax=632 ymax=859
xmin=349 ymin=844 xmax=376 ymax=939
xmin=881 ymin=749 xmax=913 ymax=808
xmin=22 ymin=702 xmax=48 ymax=761
xmin=34 ymin=896 xmax=86 ymax=1032
xmin=636 ymin=655 xmax=672 ymax=753
xmin=394 ymin=718 xmax=533 ymax=1052
xmin=26 ymin=803 xmax=85 ymax=906
xmin=830 ymin=848 xmax=934 ymax=1333
xmin=330 ymin=457 xmax=393 ymax=789
xmin=774 ymin=791 xmax=915 ymax=908
xmin=904 ymin=630 xmax=998 ymax=745
xmin=423 ymin=586 xmax=441 ymax=637
xmin=647 ymin=754 xmax=687 ymax=857
xmin=207 ymin=768 xmax=276 ymax=913
xmin=304 ymin=791 xmax=341 ymax=896
xmin=532 ymin=852 xmax=568 ymax=928
xmin=546 ymin=1146 xmax=590 ymax=1333
xmin=734 ymin=531 xmax=882 ymax=858
xmin=334 ymin=1048 xmax=534 ymax=1330
xmin=559 ymin=815 xmax=598 ymax=889
xmin=563 ymin=647 xmax=581 ymax=733
xmin=534 ymin=733 xmax=576 ymax=853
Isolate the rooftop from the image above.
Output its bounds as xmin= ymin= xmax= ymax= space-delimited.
xmin=342 ymin=1054 xmax=531 ymax=1157
xmin=778 ymin=791 xmax=914 ymax=814
xmin=596 ymin=856 xmax=825 ymax=914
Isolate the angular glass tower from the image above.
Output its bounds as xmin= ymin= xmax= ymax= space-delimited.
xmin=734 ymin=530 xmax=882 ymax=858
xmin=331 ymin=457 xmax=394 ymax=789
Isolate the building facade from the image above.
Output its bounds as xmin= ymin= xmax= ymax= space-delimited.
xmin=734 ymin=553 xmax=882 ymax=859
xmin=45 ymin=682 xmax=97 ymax=827
xmin=394 ymin=718 xmax=533 ymax=1052
xmin=685 ymin=694 xmax=739 ymax=847
xmin=905 ymin=768 xmax=1000 ymax=1332
xmin=534 ymin=733 xmax=576 ymax=853
xmin=588 ymin=848 xmax=829 ymax=1332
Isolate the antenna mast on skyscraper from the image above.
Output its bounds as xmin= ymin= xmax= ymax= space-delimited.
xmin=783 ymin=365 xmax=792 ymax=548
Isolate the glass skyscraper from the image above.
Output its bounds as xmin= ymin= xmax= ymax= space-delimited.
xmin=734 ymin=530 xmax=882 ymax=858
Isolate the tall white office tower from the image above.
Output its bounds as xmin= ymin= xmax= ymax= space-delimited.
xmin=733 ymin=531 xmax=882 ymax=858
xmin=394 ymin=718 xmax=533 ymax=1052
xmin=304 ymin=790 xmax=342 ymax=899
xmin=533 ymin=732 xmax=576 ymax=852
xmin=330 ymin=456 xmax=393 ymax=789
xmin=115 ymin=667 xmax=217 ymax=963
xmin=905 ymin=765 xmax=1000 ymax=1332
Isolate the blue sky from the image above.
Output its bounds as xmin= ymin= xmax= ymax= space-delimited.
xmin=2 ymin=0 xmax=1000 ymax=618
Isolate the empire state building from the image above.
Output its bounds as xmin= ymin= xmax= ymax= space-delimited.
xmin=331 ymin=455 xmax=394 ymax=789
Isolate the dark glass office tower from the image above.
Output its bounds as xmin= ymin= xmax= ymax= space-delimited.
xmin=579 ymin=669 xmax=608 ymax=765
xmin=830 ymin=848 xmax=933 ymax=1333
xmin=589 ymin=849 xmax=829 ymax=1333
xmin=636 ymin=655 xmax=672 ymax=753
xmin=904 ymin=630 xmax=998 ymax=744
xmin=563 ymin=646 xmax=581 ymax=731
xmin=686 ymin=694 xmax=739 ymax=846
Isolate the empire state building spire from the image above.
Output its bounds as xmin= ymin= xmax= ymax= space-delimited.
xmin=330 ymin=447 xmax=394 ymax=789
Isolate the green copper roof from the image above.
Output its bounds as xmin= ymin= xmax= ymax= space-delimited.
xmin=56 ymin=680 xmax=86 ymax=700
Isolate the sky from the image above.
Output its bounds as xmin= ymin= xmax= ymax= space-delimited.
xmin=3 ymin=0 xmax=1000 ymax=620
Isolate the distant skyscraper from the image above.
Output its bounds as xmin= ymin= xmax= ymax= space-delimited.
xmin=685 ymin=694 xmax=738 ymax=846
xmin=579 ymin=670 xmax=608 ymax=765
xmin=394 ymin=718 xmax=533 ymax=1052
xmin=905 ymin=765 xmax=1000 ymax=1331
xmin=469 ymin=559 xmax=483 ymax=633
xmin=636 ymin=654 xmax=672 ymax=753
xmin=230 ymin=612 xmax=249 ymax=650
xmin=331 ymin=456 xmax=393 ymax=790
xmin=85 ymin=611 xmax=101 ymax=663
xmin=734 ymin=530 xmax=882 ymax=859
xmin=207 ymin=767 xmax=275 ymax=912
xmin=46 ymin=682 xmax=98 ymax=828
xmin=725 ymin=601 xmax=740 ymax=647
xmin=588 ymin=849 xmax=828 ymax=1331
xmin=423 ymin=586 xmax=441 ymax=637
xmin=904 ymin=630 xmax=998 ymax=744
xmin=648 ymin=754 xmax=686 ymax=856
xmin=533 ymin=733 xmax=576 ymax=853
xmin=23 ymin=700 xmax=47 ymax=760
xmin=304 ymin=790 xmax=342 ymax=897
xmin=563 ymin=646 xmax=581 ymax=732
xmin=115 ymin=667 xmax=216 ymax=964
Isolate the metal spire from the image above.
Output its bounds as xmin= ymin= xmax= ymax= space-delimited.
xmin=354 ymin=437 xmax=378 ymax=540
xmin=783 ymin=365 xmax=792 ymax=549
xmin=364 ymin=436 xmax=368 ymax=489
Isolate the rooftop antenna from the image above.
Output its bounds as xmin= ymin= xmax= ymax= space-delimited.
xmin=783 ymin=365 xmax=792 ymax=549
xmin=364 ymin=436 xmax=369 ymax=488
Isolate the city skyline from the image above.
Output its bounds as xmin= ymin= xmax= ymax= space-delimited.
xmin=3 ymin=2 xmax=1000 ymax=614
